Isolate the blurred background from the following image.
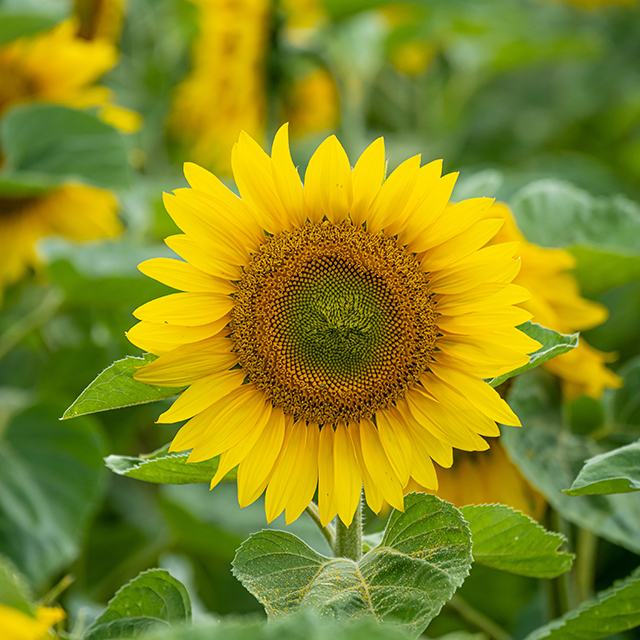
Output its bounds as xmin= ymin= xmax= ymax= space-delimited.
xmin=0 ymin=0 xmax=639 ymax=636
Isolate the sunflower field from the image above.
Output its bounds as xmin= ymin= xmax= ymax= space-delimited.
xmin=1 ymin=0 xmax=640 ymax=639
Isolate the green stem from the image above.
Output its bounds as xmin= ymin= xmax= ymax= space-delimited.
xmin=305 ymin=501 xmax=336 ymax=551
xmin=447 ymin=595 xmax=513 ymax=640
xmin=550 ymin=508 xmax=579 ymax=614
xmin=575 ymin=528 xmax=598 ymax=603
xmin=334 ymin=496 xmax=363 ymax=561
xmin=38 ymin=574 xmax=74 ymax=606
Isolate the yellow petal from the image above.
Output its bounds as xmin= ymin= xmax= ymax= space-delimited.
xmin=133 ymin=292 xmax=234 ymax=326
xmin=359 ymin=419 xmax=404 ymax=512
xmin=138 ymin=257 xmax=235 ymax=294
xmin=237 ymin=410 xmax=287 ymax=507
xmin=333 ymin=422 xmax=363 ymax=526
xmin=271 ymin=123 xmax=306 ymax=227
xmin=165 ymin=234 xmax=243 ymax=280
xmin=351 ymin=137 xmax=385 ymax=227
xmin=375 ymin=409 xmax=413 ymax=487
xmin=317 ymin=425 xmax=338 ymax=526
xmin=157 ymin=369 xmax=245 ymax=423
xmin=126 ymin=317 xmax=230 ymax=353
xmin=350 ymin=422 xmax=384 ymax=514
xmin=304 ymin=135 xmax=353 ymax=224
xmin=285 ymin=423 xmax=320 ymax=524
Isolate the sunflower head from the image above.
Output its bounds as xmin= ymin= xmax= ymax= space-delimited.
xmin=130 ymin=124 xmax=540 ymax=527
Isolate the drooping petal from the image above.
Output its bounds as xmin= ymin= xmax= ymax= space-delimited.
xmin=285 ymin=423 xmax=320 ymax=524
xmin=333 ymin=422 xmax=363 ymax=526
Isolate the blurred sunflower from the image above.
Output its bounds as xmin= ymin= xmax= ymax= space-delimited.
xmin=0 ymin=603 xmax=64 ymax=640
xmin=429 ymin=201 xmax=621 ymax=517
xmin=0 ymin=186 xmax=121 ymax=293
xmin=130 ymin=125 xmax=539 ymax=527
xmin=168 ymin=0 xmax=270 ymax=175
xmin=0 ymin=19 xmax=139 ymax=133
xmin=73 ymin=0 xmax=126 ymax=42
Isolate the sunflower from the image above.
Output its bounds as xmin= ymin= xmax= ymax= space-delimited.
xmin=168 ymin=0 xmax=270 ymax=175
xmin=0 ymin=186 xmax=121 ymax=293
xmin=0 ymin=19 xmax=139 ymax=133
xmin=0 ymin=603 xmax=64 ymax=640
xmin=129 ymin=125 xmax=540 ymax=527
xmin=74 ymin=0 xmax=126 ymax=42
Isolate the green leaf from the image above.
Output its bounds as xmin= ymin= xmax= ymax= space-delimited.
xmin=523 ymin=566 xmax=640 ymax=640
xmin=105 ymin=448 xmax=236 ymax=485
xmin=501 ymin=370 xmax=640 ymax=555
xmin=83 ymin=568 xmax=192 ymax=640
xmin=564 ymin=440 xmax=640 ymax=496
xmin=461 ymin=504 xmax=573 ymax=578
xmin=0 ymin=402 xmax=106 ymax=586
xmin=62 ymin=354 xmax=184 ymax=419
xmin=0 ymin=104 xmax=131 ymax=190
xmin=603 ymin=356 xmax=640 ymax=431
xmin=0 ymin=556 xmax=36 ymax=616
xmin=486 ymin=322 xmax=578 ymax=388
xmin=232 ymin=493 xmax=472 ymax=637
xmin=0 ymin=13 xmax=60 ymax=46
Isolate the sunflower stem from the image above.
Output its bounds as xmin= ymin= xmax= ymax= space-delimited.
xmin=334 ymin=496 xmax=363 ymax=561
xmin=305 ymin=501 xmax=336 ymax=550
xmin=447 ymin=595 xmax=513 ymax=640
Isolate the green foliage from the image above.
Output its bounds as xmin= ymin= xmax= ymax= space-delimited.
xmin=63 ymin=354 xmax=184 ymax=419
xmin=83 ymin=568 xmax=192 ymax=640
xmin=502 ymin=370 xmax=640 ymax=555
xmin=106 ymin=446 xmax=236 ymax=484
xmin=0 ymin=556 xmax=35 ymax=616
xmin=461 ymin=505 xmax=574 ymax=578
xmin=523 ymin=566 xmax=640 ymax=640
xmin=233 ymin=494 xmax=472 ymax=638
xmin=486 ymin=322 xmax=578 ymax=388
xmin=0 ymin=104 xmax=131 ymax=191
xmin=564 ymin=440 xmax=640 ymax=496
xmin=0 ymin=12 xmax=61 ymax=46
xmin=0 ymin=402 xmax=106 ymax=586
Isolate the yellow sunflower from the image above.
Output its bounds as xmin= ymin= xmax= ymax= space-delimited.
xmin=0 ymin=186 xmax=121 ymax=293
xmin=129 ymin=125 xmax=540 ymax=527
xmin=0 ymin=603 xmax=64 ymax=640
xmin=74 ymin=0 xmax=126 ymax=42
xmin=168 ymin=0 xmax=270 ymax=175
xmin=0 ymin=19 xmax=139 ymax=133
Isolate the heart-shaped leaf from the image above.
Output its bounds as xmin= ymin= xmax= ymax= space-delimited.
xmin=461 ymin=504 xmax=573 ymax=578
xmin=232 ymin=493 xmax=472 ymax=638
xmin=83 ymin=568 xmax=191 ymax=640
xmin=62 ymin=354 xmax=184 ymax=419
xmin=564 ymin=440 xmax=640 ymax=496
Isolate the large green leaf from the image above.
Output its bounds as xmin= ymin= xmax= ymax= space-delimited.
xmin=501 ymin=370 xmax=640 ymax=555
xmin=564 ymin=440 xmax=640 ymax=496
xmin=0 ymin=402 xmax=106 ymax=586
xmin=106 ymin=447 xmax=236 ymax=485
xmin=523 ymin=566 xmax=640 ymax=640
xmin=602 ymin=356 xmax=640 ymax=431
xmin=0 ymin=12 xmax=61 ymax=46
xmin=0 ymin=104 xmax=131 ymax=190
xmin=62 ymin=355 xmax=184 ymax=419
xmin=232 ymin=493 xmax=472 ymax=638
xmin=486 ymin=322 xmax=578 ymax=388
xmin=83 ymin=569 xmax=192 ymax=640
xmin=0 ymin=556 xmax=35 ymax=616
xmin=461 ymin=504 xmax=573 ymax=578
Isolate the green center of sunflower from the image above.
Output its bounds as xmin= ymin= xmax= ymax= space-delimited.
xmin=231 ymin=221 xmax=438 ymax=424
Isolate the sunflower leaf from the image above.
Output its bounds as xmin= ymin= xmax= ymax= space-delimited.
xmin=62 ymin=354 xmax=185 ymax=419
xmin=523 ymin=566 xmax=640 ymax=640
xmin=83 ymin=569 xmax=192 ymax=640
xmin=563 ymin=440 xmax=640 ymax=496
xmin=461 ymin=504 xmax=573 ymax=578
xmin=0 ymin=12 xmax=61 ymax=46
xmin=232 ymin=493 xmax=472 ymax=638
xmin=105 ymin=450 xmax=237 ymax=485
xmin=486 ymin=322 xmax=578 ymax=388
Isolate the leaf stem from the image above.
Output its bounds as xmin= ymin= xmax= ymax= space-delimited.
xmin=447 ymin=595 xmax=513 ymax=640
xmin=334 ymin=495 xmax=363 ymax=561
xmin=305 ymin=501 xmax=336 ymax=551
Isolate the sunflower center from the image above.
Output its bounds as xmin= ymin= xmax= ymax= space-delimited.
xmin=231 ymin=221 xmax=438 ymax=424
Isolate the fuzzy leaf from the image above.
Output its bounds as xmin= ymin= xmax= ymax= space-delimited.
xmin=461 ymin=504 xmax=573 ymax=578
xmin=564 ymin=440 xmax=640 ymax=496
xmin=62 ymin=354 xmax=184 ymax=419
xmin=83 ymin=569 xmax=191 ymax=640
xmin=487 ymin=322 xmax=578 ymax=388
xmin=232 ymin=493 xmax=472 ymax=638
xmin=523 ymin=566 xmax=640 ymax=640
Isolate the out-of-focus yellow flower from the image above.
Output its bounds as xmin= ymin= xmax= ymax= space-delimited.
xmin=0 ymin=19 xmax=139 ymax=132
xmin=168 ymin=0 xmax=270 ymax=176
xmin=0 ymin=186 xmax=121 ymax=293
xmin=0 ymin=603 xmax=64 ymax=640
xmin=73 ymin=0 xmax=126 ymax=42
xmin=280 ymin=0 xmax=325 ymax=31
xmin=487 ymin=202 xmax=622 ymax=400
xmin=283 ymin=68 xmax=339 ymax=138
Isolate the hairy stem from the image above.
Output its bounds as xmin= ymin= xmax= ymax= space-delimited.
xmin=305 ymin=501 xmax=336 ymax=551
xmin=334 ymin=496 xmax=363 ymax=561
